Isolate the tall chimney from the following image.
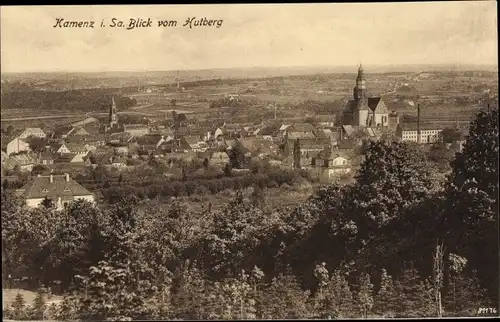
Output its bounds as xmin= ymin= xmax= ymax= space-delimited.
xmin=50 ymin=174 xmax=53 ymax=183
xmin=65 ymin=173 xmax=70 ymax=182
xmin=417 ymin=104 xmax=421 ymax=144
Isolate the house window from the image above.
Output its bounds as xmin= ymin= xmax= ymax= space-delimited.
xmin=343 ymin=160 xmax=346 ymax=165
xmin=42 ymin=189 xmax=48 ymax=193
xmin=64 ymin=188 xmax=71 ymax=192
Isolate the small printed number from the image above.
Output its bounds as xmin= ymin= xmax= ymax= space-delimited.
xmin=477 ymin=308 xmax=497 ymax=314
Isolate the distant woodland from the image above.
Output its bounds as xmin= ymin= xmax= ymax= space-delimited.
xmin=1 ymin=88 xmax=137 ymax=112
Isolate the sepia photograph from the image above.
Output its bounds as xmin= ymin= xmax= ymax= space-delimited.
xmin=0 ymin=2 xmax=498 ymax=320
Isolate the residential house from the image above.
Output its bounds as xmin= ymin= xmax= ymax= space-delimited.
xmin=211 ymin=150 xmax=230 ymax=165
xmin=222 ymin=124 xmax=246 ymax=139
xmin=255 ymin=123 xmax=280 ymax=141
xmin=396 ymin=123 xmax=442 ymax=144
xmin=3 ymin=153 xmax=36 ymax=172
xmin=98 ymin=154 xmax=128 ymax=170
xmin=182 ymin=135 xmax=209 ymax=152
xmin=6 ymin=138 xmax=30 ymax=156
xmin=107 ymin=132 xmax=131 ymax=144
xmin=51 ymin=125 xmax=75 ymax=140
xmin=238 ymin=138 xmax=279 ymax=159
xmin=311 ymin=149 xmax=352 ymax=181
xmin=165 ymin=151 xmax=197 ymax=163
xmin=282 ymin=154 xmax=315 ymax=170
xmin=39 ymin=152 xmax=55 ymax=166
xmin=285 ymin=123 xmax=316 ymax=136
xmin=65 ymin=142 xmax=89 ymax=156
xmin=211 ymin=127 xmax=225 ymax=140
xmin=316 ymin=115 xmax=336 ymax=127
xmin=18 ymin=128 xmax=46 ymax=139
xmin=67 ymin=126 xmax=90 ymax=137
xmin=109 ymin=142 xmax=129 ymax=155
xmin=50 ymin=142 xmax=71 ymax=154
xmin=55 ymin=153 xmax=87 ymax=164
xmin=15 ymin=173 xmax=94 ymax=210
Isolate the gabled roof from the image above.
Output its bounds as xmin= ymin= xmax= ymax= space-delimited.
xmin=257 ymin=123 xmax=281 ymax=136
xmin=65 ymin=142 xmax=87 ymax=153
xmin=287 ymin=123 xmax=316 ymax=133
xmin=238 ymin=138 xmax=278 ymax=154
xmin=18 ymin=174 xmax=92 ymax=199
xmin=20 ymin=128 xmax=46 ymax=137
xmin=342 ymin=125 xmax=355 ymax=136
xmin=68 ymin=127 xmax=90 ymax=137
xmin=183 ymin=135 xmax=205 ymax=146
xmin=55 ymin=153 xmax=80 ymax=163
xmin=5 ymin=153 xmax=36 ymax=166
xmin=50 ymin=142 xmax=66 ymax=151
xmin=368 ymin=97 xmax=389 ymax=113
xmin=315 ymin=148 xmax=351 ymax=161
xmin=337 ymin=140 xmax=355 ymax=150
xmin=131 ymin=134 xmax=162 ymax=145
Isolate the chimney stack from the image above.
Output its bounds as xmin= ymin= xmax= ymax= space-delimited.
xmin=65 ymin=173 xmax=70 ymax=182
xmin=417 ymin=104 xmax=421 ymax=144
xmin=50 ymin=174 xmax=53 ymax=183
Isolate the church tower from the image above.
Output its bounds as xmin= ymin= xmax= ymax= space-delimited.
xmin=109 ymin=96 xmax=118 ymax=128
xmin=353 ymin=64 xmax=369 ymax=126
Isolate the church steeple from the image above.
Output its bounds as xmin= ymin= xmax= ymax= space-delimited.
xmin=353 ymin=64 xmax=367 ymax=100
xmin=109 ymin=96 xmax=118 ymax=127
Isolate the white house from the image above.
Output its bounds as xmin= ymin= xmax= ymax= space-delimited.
xmin=18 ymin=128 xmax=46 ymax=139
xmin=6 ymin=138 xmax=31 ymax=156
xmin=15 ymin=173 xmax=95 ymax=210
xmin=311 ymin=150 xmax=352 ymax=181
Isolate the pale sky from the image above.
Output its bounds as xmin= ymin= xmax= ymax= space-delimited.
xmin=1 ymin=2 xmax=497 ymax=73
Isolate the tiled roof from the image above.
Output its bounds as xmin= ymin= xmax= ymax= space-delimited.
xmin=5 ymin=154 xmax=36 ymax=166
xmin=287 ymin=123 xmax=316 ymax=133
xmin=183 ymin=135 xmax=205 ymax=146
xmin=18 ymin=174 xmax=92 ymax=199
xmin=20 ymin=128 xmax=45 ymax=137
xmin=55 ymin=153 xmax=79 ymax=163
xmin=238 ymin=138 xmax=277 ymax=154
xmin=287 ymin=132 xmax=316 ymax=140
xmin=65 ymin=142 xmax=87 ymax=153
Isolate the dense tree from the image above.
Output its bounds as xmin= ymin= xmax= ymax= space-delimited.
xmin=259 ymin=272 xmax=310 ymax=319
xmin=444 ymin=107 xmax=499 ymax=301
xmin=373 ymin=269 xmax=398 ymax=317
xmin=228 ymin=141 xmax=248 ymax=169
xmin=11 ymin=293 xmax=27 ymax=320
xmin=293 ymin=138 xmax=301 ymax=169
xmin=356 ymin=272 xmax=374 ymax=318
xmin=351 ymin=141 xmax=439 ymax=231
xmin=395 ymin=267 xmax=434 ymax=317
xmin=29 ymin=289 xmax=47 ymax=320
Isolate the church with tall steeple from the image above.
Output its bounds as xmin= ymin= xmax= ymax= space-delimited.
xmin=109 ymin=96 xmax=118 ymax=128
xmin=105 ymin=96 xmax=124 ymax=134
xmin=348 ymin=65 xmax=389 ymax=127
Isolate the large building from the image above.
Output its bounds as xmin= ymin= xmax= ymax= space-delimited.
xmin=16 ymin=173 xmax=95 ymax=210
xmin=396 ymin=123 xmax=442 ymax=144
xmin=347 ymin=65 xmax=389 ymax=127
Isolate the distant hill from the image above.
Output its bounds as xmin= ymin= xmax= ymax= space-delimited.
xmin=2 ymin=63 xmax=497 ymax=81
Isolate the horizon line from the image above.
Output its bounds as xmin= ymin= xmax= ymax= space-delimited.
xmin=2 ymin=63 xmax=498 ymax=75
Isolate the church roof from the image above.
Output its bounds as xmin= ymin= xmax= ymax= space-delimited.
xmin=368 ymin=97 xmax=388 ymax=113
